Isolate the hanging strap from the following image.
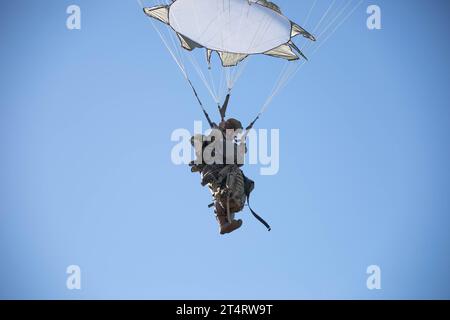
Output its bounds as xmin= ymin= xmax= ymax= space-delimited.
xmin=243 ymin=175 xmax=271 ymax=232
xmin=247 ymin=192 xmax=271 ymax=232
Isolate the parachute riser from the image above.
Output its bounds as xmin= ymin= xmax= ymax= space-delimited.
xmin=186 ymin=78 xmax=214 ymax=128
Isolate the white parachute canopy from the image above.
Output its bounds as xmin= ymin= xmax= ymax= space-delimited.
xmin=144 ymin=0 xmax=315 ymax=67
xmin=140 ymin=0 xmax=362 ymax=117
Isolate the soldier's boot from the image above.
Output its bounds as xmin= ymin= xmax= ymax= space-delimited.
xmin=216 ymin=214 xmax=243 ymax=235
xmin=215 ymin=202 xmax=243 ymax=235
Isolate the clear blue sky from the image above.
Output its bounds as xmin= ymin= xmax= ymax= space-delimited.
xmin=1 ymin=0 xmax=449 ymax=299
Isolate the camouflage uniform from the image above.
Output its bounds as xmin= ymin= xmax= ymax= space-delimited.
xmin=190 ymin=119 xmax=248 ymax=234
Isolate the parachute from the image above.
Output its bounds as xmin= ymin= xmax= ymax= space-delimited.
xmin=143 ymin=0 xmax=315 ymax=67
xmin=139 ymin=0 xmax=363 ymax=124
xmin=139 ymin=0 xmax=363 ymax=233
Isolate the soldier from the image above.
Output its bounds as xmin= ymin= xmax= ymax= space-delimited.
xmin=191 ymin=118 xmax=247 ymax=234
xmin=190 ymin=94 xmax=270 ymax=235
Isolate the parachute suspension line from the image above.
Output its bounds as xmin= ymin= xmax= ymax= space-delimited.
xmin=141 ymin=0 xmax=215 ymax=125
xmin=160 ymin=0 xmax=182 ymax=53
xmin=183 ymin=0 xmax=218 ymax=102
xmin=313 ymin=0 xmax=337 ymax=34
xmin=215 ymin=0 xmax=233 ymax=99
xmin=301 ymin=0 xmax=337 ymax=53
xmin=218 ymin=65 xmax=225 ymax=103
xmin=219 ymin=1 xmax=250 ymax=98
xmin=157 ymin=0 xmax=220 ymax=104
xmin=260 ymin=65 xmax=297 ymax=117
xmin=299 ymin=0 xmax=319 ymax=52
xmin=220 ymin=0 xmax=230 ymax=92
xmin=263 ymin=0 xmax=318 ymax=108
xmin=238 ymin=4 xmax=285 ymax=121
xmin=266 ymin=65 xmax=299 ymax=108
xmin=279 ymin=0 xmax=364 ymax=94
xmin=303 ymin=0 xmax=318 ymax=28
xmin=230 ymin=58 xmax=249 ymax=89
xmin=224 ymin=0 xmax=251 ymax=94
xmin=312 ymin=0 xmax=364 ymax=55
xmin=231 ymin=2 xmax=251 ymax=87
xmin=148 ymin=12 xmax=187 ymax=79
xmin=225 ymin=66 xmax=232 ymax=91
xmin=263 ymin=62 xmax=290 ymax=112
xmin=269 ymin=0 xmax=362 ymax=103
xmin=270 ymin=0 xmax=322 ymax=95
xmin=256 ymin=0 xmax=352 ymax=126
xmin=188 ymin=54 xmax=220 ymax=104
xmin=316 ymin=0 xmax=354 ymax=40
xmin=300 ymin=0 xmax=336 ymax=51
xmin=279 ymin=0 xmax=363 ymax=93
xmin=275 ymin=61 xmax=307 ymax=97
xmin=207 ymin=66 xmax=219 ymax=104
xmin=244 ymin=62 xmax=297 ymax=137
xmin=274 ymin=0 xmax=351 ymax=93
xmin=157 ymin=0 xmax=216 ymax=105
xmin=222 ymin=60 xmax=249 ymax=99
xmin=141 ymin=0 xmax=187 ymax=78
xmin=258 ymin=0 xmax=321 ymax=115
xmin=204 ymin=3 xmax=249 ymax=102
xmin=156 ymin=0 xmax=187 ymax=69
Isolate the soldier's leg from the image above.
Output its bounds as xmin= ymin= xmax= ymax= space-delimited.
xmin=215 ymin=201 xmax=242 ymax=235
